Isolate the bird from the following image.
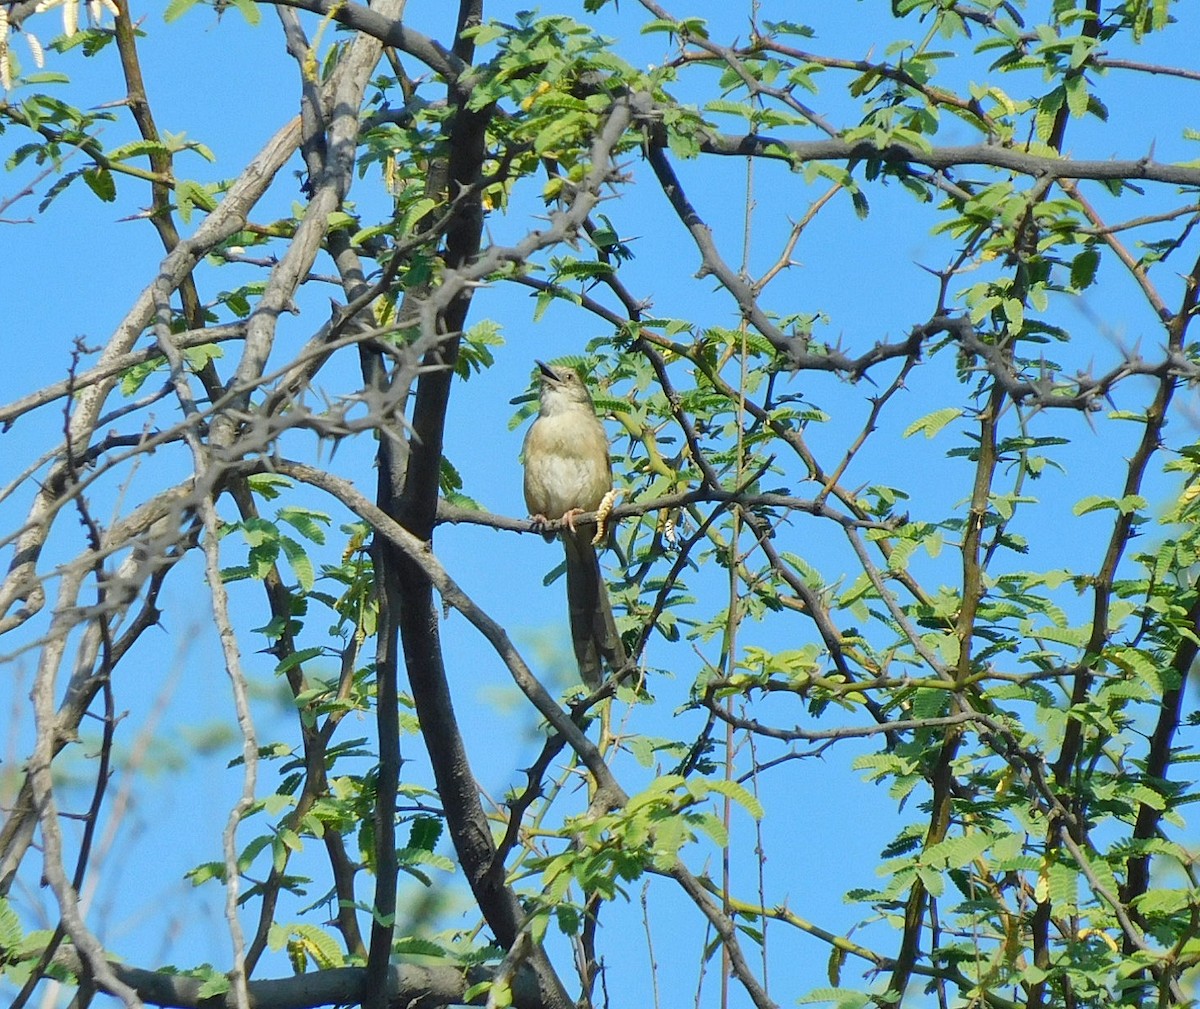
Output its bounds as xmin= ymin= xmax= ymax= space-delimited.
xmin=523 ymin=360 xmax=626 ymax=689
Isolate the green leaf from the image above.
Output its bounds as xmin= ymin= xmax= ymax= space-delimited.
xmin=902 ymin=407 xmax=963 ymax=439
xmin=1118 ymin=494 xmax=1148 ymax=514
xmin=82 ymin=167 xmax=116 ymax=202
xmin=886 ymin=537 xmax=918 ymax=572
xmin=186 ymin=861 xmax=225 ymax=885
xmin=555 ymin=903 xmax=581 ymax=935
xmin=1035 ymin=87 xmax=1064 ymax=142
xmin=532 ymin=287 xmax=556 ymax=324
xmin=240 ymin=517 xmax=277 ymax=548
xmin=107 ymin=138 xmax=171 ymax=163
xmin=1132 ymin=887 xmax=1193 ymax=916
xmin=1072 ymin=494 xmax=1116 ymax=516
xmin=397 ymin=846 xmax=456 ymax=879
xmin=276 ymin=647 xmax=322 ymax=676
xmin=248 ymin=474 xmax=292 ymax=500
xmin=462 ymin=981 xmax=493 ymax=1003
xmin=183 ymin=343 xmax=224 ymax=371
xmin=196 ymin=970 xmax=231 ymax=999
xmin=705 ymin=99 xmax=755 ymax=121
xmin=1048 ymin=862 xmax=1078 ymax=910
xmin=1120 ymin=782 xmax=1166 ymax=811
xmin=277 ymin=507 xmax=330 ymax=545
xmin=917 ymin=866 xmax=944 ymax=897
xmin=641 ymin=18 xmax=682 ymax=34
xmin=238 ymin=833 xmax=273 ymax=871
xmin=280 ymin=535 xmax=315 ymax=592
xmin=0 ymin=898 xmax=23 ymax=948
xmin=666 ymin=126 xmax=701 ymax=160
xmin=394 ymin=936 xmax=453 ymax=957
xmin=489 ymin=977 xmax=513 ymax=1009
xmin=397 ymin=197 xmax=438 ymax=237
xmin=461 ymin=22 xmax=508 ymax=46
xmin=164 ymin=0 xmax=203 ymax=22
xmin=120 ymin=356 xmax=166 ymax=397
xmin=798 ymin=988 xmax=873 ymax=1008
xmin=228 ymin=0 xmax=262 ymax=25
xmin=533 ymin=114 xmax=585 ymax=156
xmin=923 ymin=832 xmax=992 ymax=869
xmin=1070 ymin=248 xmax=1099 ymax=291
xmin=38 ymin=170 xmax=84 ymax=213
xmin=763 ymin=20 xmax=815 ymax=38
xmin=1002 ymin=297 xmax=1024 ymax=333
xmin=175 ymin=179 xmax=218 ymax=223
xmin=1065 ymin=74 xmax=1089 ymax=118
xmin=699 ymin=778 xmax=765 ymax=819
xmin=6 ymin=143 xmax=43 ymax=172
xmin=408 ymin=815 xmax=443 ymax=851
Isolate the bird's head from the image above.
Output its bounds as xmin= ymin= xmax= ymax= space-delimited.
xmin=535 ymin=360 xmax=594 ymax=414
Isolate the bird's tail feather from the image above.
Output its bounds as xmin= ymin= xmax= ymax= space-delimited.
xmin=563 ymin=527 xmax=625 ymax=689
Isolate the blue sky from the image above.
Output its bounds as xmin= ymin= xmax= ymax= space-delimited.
xmin=3 ymin=2 xmax=1200 ymax=1007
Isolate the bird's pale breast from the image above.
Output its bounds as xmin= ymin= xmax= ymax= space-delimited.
xmin=523 ymin=411 xmax=611 ymax=519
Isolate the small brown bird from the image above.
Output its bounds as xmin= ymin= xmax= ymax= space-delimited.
xmin=523 ymin=361 xmax=625 ymax=689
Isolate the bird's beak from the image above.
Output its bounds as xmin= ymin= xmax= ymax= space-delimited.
xmin=536 ymin=360 xmax=561 ymax=384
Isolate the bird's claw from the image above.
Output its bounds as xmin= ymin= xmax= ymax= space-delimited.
xmin=562 ymin=508 xmax=586 ymax=534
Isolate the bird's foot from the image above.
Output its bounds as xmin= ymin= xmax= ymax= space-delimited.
xmin=562 ymin=508 xmax=586 ymax=534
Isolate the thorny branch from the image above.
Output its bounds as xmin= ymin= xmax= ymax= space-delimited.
xmin=6 ymin=2 xmax=1200 ymax=1009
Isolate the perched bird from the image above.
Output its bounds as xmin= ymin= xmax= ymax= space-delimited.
xmin=523 ymin=361 xmax=625 ymax=689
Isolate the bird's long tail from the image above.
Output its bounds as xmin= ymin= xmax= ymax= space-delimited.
xmin=562 ymin=526 xmax=625 ymax=689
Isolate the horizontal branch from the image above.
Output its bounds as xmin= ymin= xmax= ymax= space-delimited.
xmin=34 ymin=949 xmax=543 ymax=1009
xmin=0 ymin=325 xmax=246 ymax=429
xmin=700 ymin=690 xmax=985 ymax=743
xmin=436 ymin=488 xmax=897 ymax=537
xmin=261 ymin=0 xmax=468 ymax=95
xmin=917 ymin=314 xmax=1190 ymax=408
xmin=695 ymin=132 xmax=1200 ymax=187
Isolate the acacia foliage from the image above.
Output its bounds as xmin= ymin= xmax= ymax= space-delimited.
xmin=2 ymin=1 xmax=1200 ymax=1007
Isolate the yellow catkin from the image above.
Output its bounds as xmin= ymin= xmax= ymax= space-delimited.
xmin=592 ymin=488 xmax=617 ymax=546
xmin=25 ymin=32 xmax=44 ymax=69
